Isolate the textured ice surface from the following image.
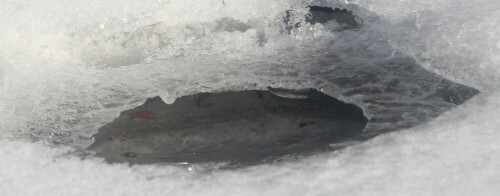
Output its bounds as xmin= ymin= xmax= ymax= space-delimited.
xmin=0 ymin=0 xmax=499 ymax=195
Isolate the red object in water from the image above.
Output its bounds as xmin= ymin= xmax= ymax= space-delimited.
xmin=120 ymin=110 xmax=154 ymax=119
xmin=120 ymin=110 xmax=132 ymax=117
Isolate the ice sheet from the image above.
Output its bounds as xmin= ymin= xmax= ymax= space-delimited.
xmin=1 ymin=92 xmax=499 ymax=195
xmin=0 ymin=0 xmax=499 ymax=195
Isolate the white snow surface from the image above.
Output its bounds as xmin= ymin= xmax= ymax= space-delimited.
xmin=1 ymin=0 xmax=500 ymax=195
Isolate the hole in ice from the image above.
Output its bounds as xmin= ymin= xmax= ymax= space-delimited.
xmin=88 ymin=88 xmax=368 ymax=166
xmin=306 ymin=6 xmax=359 ymax=29
xmin=284 ymin=6 xmax=359 ymax=32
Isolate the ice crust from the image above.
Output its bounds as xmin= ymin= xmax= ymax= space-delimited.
xmin=0 ymin=0 xmax=499 ymax=195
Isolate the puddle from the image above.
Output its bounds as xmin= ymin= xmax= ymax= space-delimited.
xmin=88 ymin=88 xmax=368 ymax=165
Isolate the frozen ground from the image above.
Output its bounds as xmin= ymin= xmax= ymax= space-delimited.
xmin=1 ymin=0 xmax=499 ymax=195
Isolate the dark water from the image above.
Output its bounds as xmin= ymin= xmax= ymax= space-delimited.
xmin=89 ymin=88 xmax=368 ymax=165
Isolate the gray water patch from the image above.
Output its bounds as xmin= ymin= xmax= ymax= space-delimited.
xmin=284 ymin=6 xmax=360 ymax=33
xmin=88 ymin=88 xmax=367 ymax=166
xmin=306 ymin=6 xmax=359 ymax=30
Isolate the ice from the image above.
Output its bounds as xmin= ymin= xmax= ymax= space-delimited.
xmin=348 ymin=0 xmax=500 ymax=90
xmin=1 ymin=0 xmax=500 ymax=195
xmin=2 ymin=92 xmax=499 ymax=195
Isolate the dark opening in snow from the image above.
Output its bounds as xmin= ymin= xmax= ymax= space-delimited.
xmin=284 ymin=6 xmax=359 ymax=33
xmin=88 ymin=88 xmax=368 ymax=166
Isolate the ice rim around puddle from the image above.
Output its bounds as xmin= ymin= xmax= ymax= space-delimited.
xmin=86 ymin=6 xmax=479 ymax=167
xmin=0 ymin=2 xmax=481 ymax=169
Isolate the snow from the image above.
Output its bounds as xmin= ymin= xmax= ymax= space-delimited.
xmin=2 ymin=92 xmax=499 ymax=195
xmin=1 ymin=0 xmax=499 ymax=195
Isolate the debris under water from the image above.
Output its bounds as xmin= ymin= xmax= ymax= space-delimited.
xmin=88 ymin=88 xmax=368 ymax=166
